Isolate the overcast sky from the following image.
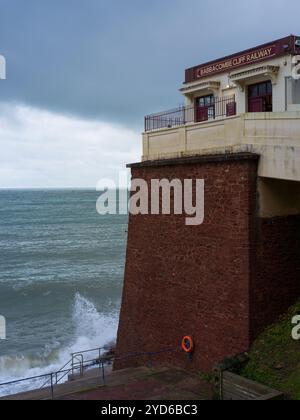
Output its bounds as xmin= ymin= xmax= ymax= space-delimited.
xmin=0 ymin=0 xmax=300 ymax=187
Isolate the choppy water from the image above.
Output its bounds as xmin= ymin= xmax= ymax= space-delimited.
xmin=0 ymin=189 xmax=127 ymax=395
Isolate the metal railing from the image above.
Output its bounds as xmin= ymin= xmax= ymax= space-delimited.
xmin=0 ymin=348 xmax=178 ymax=400
xmin=145 ymin=95 xmax=236 ymax=132
xmin=39 ymin=346 xmax=107 ymax=390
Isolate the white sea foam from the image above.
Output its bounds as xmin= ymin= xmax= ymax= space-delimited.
xmin=0 ymin=293 xmax=119 ymax=397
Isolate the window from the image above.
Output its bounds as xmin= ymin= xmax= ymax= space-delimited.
xmin=249 ymin=85 xmax=258 ymax=98
xmin=196 ymin=94 xmax=214 ymax=108
xmin=248 ymin=81 xmax=272 ymax=112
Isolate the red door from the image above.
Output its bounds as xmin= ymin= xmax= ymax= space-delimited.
xmin=248 ymin=81 xmax=272 ymax=112
xmin=195 ymin=94 xmax=215 ymax=122
xmin=248 ymin=97 xmax=264 ymax=113
xmin=196 ymin=107 xmax=209 ymax=122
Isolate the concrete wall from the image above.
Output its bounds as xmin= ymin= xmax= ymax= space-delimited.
xmin=143 ymin=112 xmax=300 ymax=182
xmin=258 ymin=178 xmax=300 ymax=217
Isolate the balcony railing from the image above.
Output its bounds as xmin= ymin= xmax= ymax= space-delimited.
xmin=145 ymin=95 xmax=236 ymax=132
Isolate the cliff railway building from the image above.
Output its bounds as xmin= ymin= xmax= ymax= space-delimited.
xmin=115 ymin=35 xmax=300 ymax=372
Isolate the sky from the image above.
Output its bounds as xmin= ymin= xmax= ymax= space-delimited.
xmin=0 ymin=0 xmax=300 ymax=187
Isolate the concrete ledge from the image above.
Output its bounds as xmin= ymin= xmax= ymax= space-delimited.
xmin=142 ymin=112 xmax=300 ymax=181
xmin=127 ymin=152 xmax=259 ymax=169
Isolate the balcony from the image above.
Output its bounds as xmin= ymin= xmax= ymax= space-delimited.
xmin=144 ymin=95 xmax=236 ymax=132
xmin=142 ymin=111 xmax=300 ymax=182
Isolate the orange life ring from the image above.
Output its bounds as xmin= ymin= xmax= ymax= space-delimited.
xmin=182 ymin=336 xmax=194 ymax=354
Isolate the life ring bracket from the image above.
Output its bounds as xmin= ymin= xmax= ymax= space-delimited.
xmin=182 ymin=336 xmax=194 ymax=354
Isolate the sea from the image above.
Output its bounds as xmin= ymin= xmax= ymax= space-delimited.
xmin=0 ymin=189 xmax=127 ymax=396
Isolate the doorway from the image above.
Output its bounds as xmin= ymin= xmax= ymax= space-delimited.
xmin=195 ymin=94 xmax=215 ymax=122
xmin=248 ymin=81 xmax=273 ymax=112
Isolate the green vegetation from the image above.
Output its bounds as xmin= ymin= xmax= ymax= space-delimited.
xmin=241 ymin=300 xmax=300 ymax=400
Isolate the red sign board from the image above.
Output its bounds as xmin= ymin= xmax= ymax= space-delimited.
xmin=185 ymin=35 xmax=300 ymax=84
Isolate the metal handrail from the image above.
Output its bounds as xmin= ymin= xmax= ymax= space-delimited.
xmin=39 ymin=346 xmax=106 ymax=390
xmin=145 ymin=95 xmax=236 ymax=132
xmin=72 ymin=347 xmax=106 ymax=356
xmin=0 ymin=360 xmax=106 ymax=400
xmin=72 ymin=354 xmax=83 ymax=376
xmin=0 ymin=348 xmax=179 ymax=400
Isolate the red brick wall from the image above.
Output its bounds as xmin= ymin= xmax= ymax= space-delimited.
xmin=115 ymin=154 xmax=259 ymax=372
xmin=115 ymin=154 xmax=300 ymax=372
xmin=250 ymin=215 xmax=300 ymax=340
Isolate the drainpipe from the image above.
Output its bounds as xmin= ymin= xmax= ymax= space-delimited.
xmin=285 ymin=77 xmax=289 ymax=111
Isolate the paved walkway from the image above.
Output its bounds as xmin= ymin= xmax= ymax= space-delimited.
xmin=59 ymin=367 xmax=213 ymax=400
xmin=1 ymin=366 xmax=213 ymax=400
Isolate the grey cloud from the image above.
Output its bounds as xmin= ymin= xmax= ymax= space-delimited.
xmin=0 ymin=102 xmax=140 ymax=188
xmin=0 ymin=0 xmax=299 ymax=128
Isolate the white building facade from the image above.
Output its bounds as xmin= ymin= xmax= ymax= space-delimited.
xmin=143 ymin=35 xmax=300 ymax=185
xmin=182 ymin=34 xmax=300 ymax=115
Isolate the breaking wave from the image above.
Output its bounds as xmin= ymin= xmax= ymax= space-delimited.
xmin=0 ymin=293 xmax=119 ymax=397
